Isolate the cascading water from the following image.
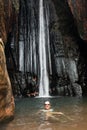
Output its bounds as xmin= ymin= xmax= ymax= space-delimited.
xmin=19 ymin=41 xmax=24 ymax=71
xmin=39 ymin=0 xmax=50 ymax=97
xmin=18 ymin=0 xmax=51 ymax=97
xmin=9 ymin=0 xmax=82 ymax=97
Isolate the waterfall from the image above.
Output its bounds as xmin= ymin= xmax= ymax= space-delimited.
xmin=19 ymin=41 xmax=24 ymax=71
xmin=18 ymin=0 xmax=51 ymax=97
xmin=39 ymin=0 xmax=49 ymax=97
xmin=11 ymin=0 xmax=81 ymax=97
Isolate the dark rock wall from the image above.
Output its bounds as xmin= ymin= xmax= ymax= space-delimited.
xmin=68 ymin=0 xmax=87 ymax=41
xmin=0 ymin=0 xmax=13 ymax=42
xmin=51 ymin=0 xmax=82 ymax=96
xmin=67 ymin=0 xmax=87 ymax=95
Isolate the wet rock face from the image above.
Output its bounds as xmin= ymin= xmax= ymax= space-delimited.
xmin=0 ymin=0 xmax=12 ymax=42
xmin=0 ymin=0 xmax=18 ymax=43
xmin=0 ymin=39 xmax=15 ymax=122
xmin=68 ymin=0 xmax=87 ymax=41
xmin=0 ymin=0 xmax=16 ymax=122
xmin=50 ymin=0 xmax=82 ymax=96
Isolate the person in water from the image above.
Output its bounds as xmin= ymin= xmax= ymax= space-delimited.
xmin=39 ymin=101 xmax=64 ymax=120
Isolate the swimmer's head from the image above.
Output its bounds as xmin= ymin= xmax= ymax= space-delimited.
xmin=44 ymin=101 xmax=51 ymax=110
xmin=44 ymin=101 xmax=50 ymax=105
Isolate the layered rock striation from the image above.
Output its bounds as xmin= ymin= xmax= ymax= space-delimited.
xmin=0 ymin=0 xmax=17 ymax=122
xmin=0 ymin=39 xmax=15 ymax=122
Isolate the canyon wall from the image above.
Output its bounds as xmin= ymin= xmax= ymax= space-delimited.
xmin=0 ymin=0 xmax=18 ymax=122
xmin=68 ymin=0 xmax=87 ymax=41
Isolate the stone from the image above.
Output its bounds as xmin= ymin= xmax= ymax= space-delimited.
xmin=0 ymin=39 xmax=15 ymax=122
xmin=68 ymin=0 xmax=87 ymax=41
xmin=72 ymin=82 xmax=82 ymax=97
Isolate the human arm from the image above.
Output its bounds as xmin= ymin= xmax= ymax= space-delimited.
xmin=51 ymin=112 xmax=73 ymax=120
xmin=51 ymin=111 xmax=64 ymax=115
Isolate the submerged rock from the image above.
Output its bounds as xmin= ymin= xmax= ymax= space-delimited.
xmin=72 ymin=82 xmax=82 ymax=97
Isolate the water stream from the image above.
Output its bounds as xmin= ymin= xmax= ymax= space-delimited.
xmin=39 ymin=0 xmax=50 ymax=97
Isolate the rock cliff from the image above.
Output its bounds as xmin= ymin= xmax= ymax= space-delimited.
xmin=0 ymin=0 xmax=16 ymax=122
xmin=68 ymin=0 xmax=87 ymax=41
